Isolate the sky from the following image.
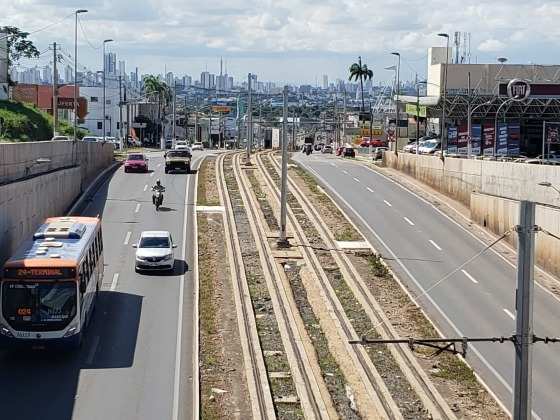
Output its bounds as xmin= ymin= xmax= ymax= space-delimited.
xmin=4 ymin=0 xmax=560 ymax=85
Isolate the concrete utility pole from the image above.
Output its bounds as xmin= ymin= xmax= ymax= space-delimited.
xmin=52 ymin=42 xmax=58 ymax=138
xmin=513 ymin=200 xmax=536 ymax=420
xmin=118 ymin=75 xmax=123 ymax=143
xmin=438 ymin=33 xmax=450 ymax=156
xmin=246 ymin=73 xmax=253 ymax=162
xmin=172 ymin=82 xmax=176 ymax=141
xmin=278 ymin=85 xmax=290 ymax=248
xmin=292 ymin=110 xmax=297 ymax=151
xmin=391 ymin=52 xmax=401 ymax=153
xmin=124 ymin=84 xmax=129 ymax=149
xmin=102 ymin=39 xmax=113 ymax=141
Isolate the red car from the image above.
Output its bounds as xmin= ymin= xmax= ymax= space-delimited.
xmin=124 ymin=153 xmax=149 ymax=173
xmin=369 ymin=138 xmax=387 ymax=147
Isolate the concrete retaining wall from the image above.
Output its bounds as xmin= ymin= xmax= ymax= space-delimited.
xmin=471 ymin=192 xmax=560 ymax=278
xmin=0 ymin=167 xmax=81 ymax=264
xmin=0 ymin=141 xmax=114 ymax=265
xmin=0 ymin=141 xmax=114 ymax=185
xmin=383 ymin=152 xmax=560 ymax=208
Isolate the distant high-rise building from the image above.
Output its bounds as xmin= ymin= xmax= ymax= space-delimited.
xmin=118 ymin=60 xmax=126 ymax=77
xmin=42 ymin=65 xmax=52 ymax=84
xmin=165 ymin=71 xmax=174 ymax=86
xmin=209 ymin=73 xmax=215 ymax=89
xmin=183 ymin=75 xmax=192 ymax=87
xmin=226 ymin=76 xmax=234 ymax=91
xmin=104 ymin=52 xmax=117 ymax=75
xmin=65 ymin=65 xmax=73 ymax=83
xmin=322 ymin=74 xmax=328 ymax=90
xmin=201 ymin=71 xmax=211 ymax=89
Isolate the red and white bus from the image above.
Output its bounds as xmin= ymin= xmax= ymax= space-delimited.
xmin=0 ymin=216 xmax=103 ymax=348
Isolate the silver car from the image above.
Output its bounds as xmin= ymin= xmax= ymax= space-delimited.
xmin=133 ymin=231 xmax=177 ymax=272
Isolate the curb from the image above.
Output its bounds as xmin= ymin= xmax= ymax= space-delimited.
xmin=67 ymin=161 xmax=121 ymax=216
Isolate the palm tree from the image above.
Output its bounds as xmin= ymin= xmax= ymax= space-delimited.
xmin=143 ymin=75 xmax=171 ymax=141
xmin=348 ymin=56 xmax=373 ymax=111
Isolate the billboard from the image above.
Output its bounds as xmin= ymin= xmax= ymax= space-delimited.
xmin=211 ymin=105 xmax=231 ymax=113
xmin=447 ymin=126 xmax=458 ymax=154
xmin=471 ymin=124 xmax=482 ymax=156
xmin=405 ymin=103 xmax=427 ymax=117
xmin=546 ymin=124 xmax=560 ymax=145
xmin=457 ymin=125 xmax=469 ymax=155
xmin=496 ymin=123 xmax=508 ymax=156
xmin=507 ymin=123 xmax=520 ymax=156
xmin=483 ymin=124 xmax=495 ymax=156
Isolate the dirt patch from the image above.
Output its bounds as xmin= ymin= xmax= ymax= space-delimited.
xmin=198 ymin=161 xmax=252 ymax=419
xmin=198 ymin=157 xmax=220 ymax=206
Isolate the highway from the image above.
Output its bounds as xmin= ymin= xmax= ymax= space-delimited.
xmin=0 ymin=150 xmax=207 ymax=420
xmin=294 ymin=152 xmax=560 ymax=420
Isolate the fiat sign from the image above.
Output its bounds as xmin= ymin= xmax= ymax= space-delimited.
xmin=507 ymin=79 xmax=531 ymax=101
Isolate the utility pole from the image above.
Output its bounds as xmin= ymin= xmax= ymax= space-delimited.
xmin=118 ymin=75 xmax=123 ymax=144
xmin=513 ymin=201 xmax=536 ymax=420
xmin=172 ymin=82 xmax=177 ymax=141
xmin=246 ymin=72 xmax=253 ymax=163
xmin=278 ymin=85 xmax=290 ymax=248
xmin=342 ymin=89 xmax=346 ymax=145
xmin=52 ymin=42 xmax=58 ymax=138
xmin=415 ymin=73 xmax=420 ymax=143
xmin=467 ymin=72 xmax=472 ymax=158
xmin=124 ymin=85 xmax=129 ymax=149
xmin=292 ymin=109 xmax=297 ymax=151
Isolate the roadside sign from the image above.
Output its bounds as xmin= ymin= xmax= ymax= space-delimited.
xmin=211 ymin=105 xmax=231 ymax=113
xmin=405 ymin=103 xmax=426 ymax=117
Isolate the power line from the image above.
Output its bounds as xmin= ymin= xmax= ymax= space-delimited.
xmin=0 ymin=13 xmax=74 ymax=41
xmin=77 ymin=16 xmax=101 ymax=50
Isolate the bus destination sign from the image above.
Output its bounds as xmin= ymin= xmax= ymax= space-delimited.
xmin=3 ymin=267 xmax=76 ymax=280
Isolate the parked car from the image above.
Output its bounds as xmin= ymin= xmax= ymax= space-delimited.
xmin=321 ymin=144 xmax=333 ymax=154
xmin=336 ymin=146 xmax=344 ymax=156
xmin=51 ymin=136 xmax=70 ymax=141
xmin=343 ymin=146 xmax=356 ymax=158
xmin=82 ymin=136 xmax=99 ymax=143
xmin=165 ymin=150 xmax=191 ymax=173
xmin=124 ymin=153 xmax=149 ymax=173
xmin=133 ymin=231 xmax=177 ymax=273
xmin=360 ymin=138 xmax=371 ymax=148
xmin=127 ymin=137 xmax=142 ymax=147
xmin=191 ymin=142 xmax=204 ymax=151
xmin=372 ymin=146 xmax=389 ymax=160
xmin=419 ymin=139 xmax=441 ymax=154
xmin=314 ymin=142 xmax=324 ymax=151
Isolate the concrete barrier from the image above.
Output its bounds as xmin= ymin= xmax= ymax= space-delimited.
xmin=383 ymin=152 xmax=560 ymax=208
xmin=0 ymin=141 xmax=114 ymax=265
xmin=471 ymin=192 xmax=560 ymax=278
xmin=0 ymin=167 xmax=81 ymax=264
xmin=0 ymin=141 xmax=114 ymax=185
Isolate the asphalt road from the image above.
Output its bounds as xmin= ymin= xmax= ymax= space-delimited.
xmin=294 ymin=152 xmax=560 ymax=420
xmin=0 ymin=150 xmax=208 ymax=420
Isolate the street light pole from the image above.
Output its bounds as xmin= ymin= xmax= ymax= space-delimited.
xmin=74 ymin=9 xmax=88 ymax=140
xmin=391 ymin=52 xmax=401 ymax=153
xmin=102 ymin=39 xmax=114 ymax=141
xmin=247 ymin=73 xmax=253 ymax=163
xmin=438 ymin=33 xmax=450 ymax=157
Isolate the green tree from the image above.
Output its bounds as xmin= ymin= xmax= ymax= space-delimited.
xmin=1 ymin=26 xmax=40 ymax=83
xmin=348 ymin=56 xmax=373 ymax=111
xmin=143 ymin=75 xmax=171 ymax=140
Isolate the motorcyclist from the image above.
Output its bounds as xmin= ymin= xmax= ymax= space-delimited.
xmin=151 ymin=179 xmax=165 ymax=205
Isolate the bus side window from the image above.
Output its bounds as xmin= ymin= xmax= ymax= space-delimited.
xmin=93 ymin=237 xmax=99 ymax=262
xmin=99 ymin=230 xmax=104 ymax=252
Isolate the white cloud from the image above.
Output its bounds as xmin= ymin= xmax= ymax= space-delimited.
xmin=478 ymin=39 xmax=506 ymax=52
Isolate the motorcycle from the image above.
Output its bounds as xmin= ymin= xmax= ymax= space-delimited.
xmin=152 ymin=187 xmax=165 ymax=211
xmin=305 ymin=145 xmax=312 ymax=156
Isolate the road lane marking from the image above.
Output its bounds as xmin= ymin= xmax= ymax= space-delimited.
xmin=150 ymin=172 xmax=154 ymax=177
xmin=503 ymin=308 xmax=515 ymax=320
xmin=353 ymin=177 xmax=361 ymax=183
xmin=461 ymin=269 xmax=479 ymax=284
xmin=123 ymin=231 xmax=132 ymax=245
xmin=342 ymin=170 xmax=349 ymax=175
xmin=429 ymin=240 xmax=442 ymax=251
xmin=135 ymin=203 xmax=141 ymax=213
xmin=86 ymin=335 xmax=100 ymax=365
xmin=110 ymin=273 xmax=119 ymax=291
xmin=403 ymin=217 xmax=415 ymax=226
xmin=383 ymin=200 xmax=392 ymax=207
xmin=330 ymin=163 xmax=337 ymax=167
xmin=143 ymin=184 xmax=148 ymax=192
xmin=157 ymin=163 xmax=161 ymax=167
xmin=366 ymin=187 xmax=374 ymax=193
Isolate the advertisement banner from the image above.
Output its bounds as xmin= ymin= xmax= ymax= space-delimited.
xmin=457 ymin=125 xmax=469 ymax=155
xmin=483 ymin=124 xmax=495 ymax=156
xmin=546 ymin=124 xmax=560 ymax=145
xmin=496 ymin=123 xmax=508 ymax=156
xmin=507 ymin=123 xmax=521 ymax=156
xmin=405 ymin=103 xmax=427 ymax=117
xmin=471 ymin=124 xmax=482 ymax=156
xmin=447 ymin=126 xmax=458 ymax=154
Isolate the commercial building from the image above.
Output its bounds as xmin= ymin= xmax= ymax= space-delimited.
xmin=79 ymin=86 xmax=122 ymax=138
xmin=400 ymin=47 xmax=560 ymax=157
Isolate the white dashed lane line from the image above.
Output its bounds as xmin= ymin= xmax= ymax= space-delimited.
xmin=150 ymin=172 xmax=155 ymax=177
xmin=366 ymin=187 xmax=374 ymax=193
xmin=383 ymin=200 xmax=392 ymax=207
xmin=353 ymin=177 xmax=361 ymax=183
xmin=110 ymin=273 xmax=119 ymax=291
xmin=403 ymin=217 xmax=415 ymax=226
xmin=123 ymin=231 xmax=132 ymax=245
xmin=503 ymin=308 xmax=515 ymax=320
xmin=143 ymin=184 xmax=148 ymax=191
xmin=429 ymin=239 xmax=442 ymax=251
xmin=135 ymin=203 xmax=141 ymax=213
xmin=342 ymin=170 xmax=349 ymax=175
xmin=461 ymin=269 xmax=479 ymax=284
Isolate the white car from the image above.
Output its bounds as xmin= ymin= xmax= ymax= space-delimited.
xmin=191 ymin=142 xmax=204 ymax=151
xmin=133 ymin=231 xmax=177 ymax=272
xmin=51 ymin=136 xmax=70 ymax=141
xmin=175 ymin=141 xmax=190 ymax=151
xmin=82 ymin=136 xmax=99 ymax=143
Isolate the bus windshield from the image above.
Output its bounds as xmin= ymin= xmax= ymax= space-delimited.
xmin=2 ymin=281 xmax=77 ymax=331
